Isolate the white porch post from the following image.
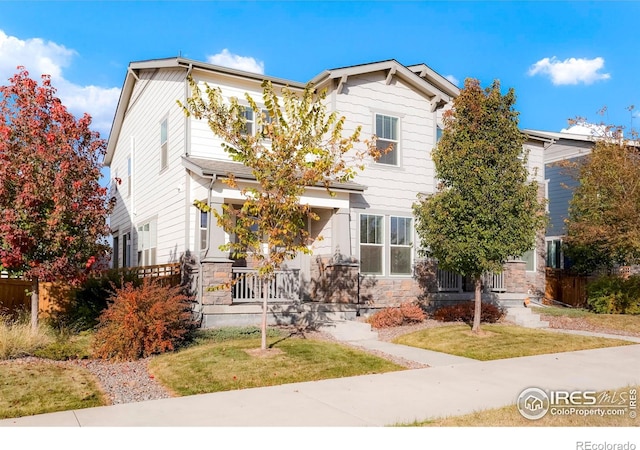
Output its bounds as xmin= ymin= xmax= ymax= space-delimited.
xmin=203 ymin=198 xmax=231 ymax=262
xmin=332 ymin=207 xmax=352 ymax=259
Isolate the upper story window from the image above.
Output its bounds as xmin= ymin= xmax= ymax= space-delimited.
xmin=160 ymin=118 xmax=168 ymax=170
xmin=241 ymin=107 xmax=254 ymax=136
xmin=242 ymin=107 xmax=273 ymax=137
xmin=375 ymin=114 xmax=399 ymax=166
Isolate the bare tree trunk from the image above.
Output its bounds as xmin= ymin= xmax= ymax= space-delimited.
xmin=261 ymin=277 xmax=267 ymax=350
xmin=472 ymin=275 xmax=482 ymax=334
xmin=30 ymin=277 xmax=39 ymax=332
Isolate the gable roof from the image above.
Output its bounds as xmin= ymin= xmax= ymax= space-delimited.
xmin=105 ymin=56 xmax=304 ymax=166
xmin=310 ymin=59 xmax=459 ymax=108
xmin=523 ymin=129 xmax=598 ymax=144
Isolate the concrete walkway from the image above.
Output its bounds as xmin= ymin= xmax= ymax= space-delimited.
xmin=2 ymin=327 xmax=639 ymax=427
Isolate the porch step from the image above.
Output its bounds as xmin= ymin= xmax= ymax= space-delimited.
xmin=319 ymin=320 xmax=379 ymax=342
xmin=505 ymin=307 xmax=549 ymax=329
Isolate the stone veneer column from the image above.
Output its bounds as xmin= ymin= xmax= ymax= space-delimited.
xmin=504 ymin=260 xmax=527 ymax=293
xmin=201 ymin=198 xmax=233 ymax=305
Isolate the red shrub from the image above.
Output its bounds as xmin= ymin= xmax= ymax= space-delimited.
xmin=399 ymin=302 xmax=426 ymax=323
xmin=432 ymin=301 xmax=504 ymax=324
xmin=367 ymin=307 xmax=404 ymax=328
xmin=92 ymin=278 xmax=194 ymax=361
xmin=367 ymin=302 xmax=426 ymax=328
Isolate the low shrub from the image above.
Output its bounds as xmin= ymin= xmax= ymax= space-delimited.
xmin=432 ymin=301 xmax=504 ymax=324
xmin=368 ymin=307 xmax=404 ymax=329
xmin=587 ymin=275 xmax=640 ymax=314
xmin=92 ymin=278 xmax=195 ymax=361
xmin=57 ymin=269 xmax=144 ymax=331
xmin=399 ymin=302 xmax=427 ymax=323
xmin=367 ymin=302 xmax=426 ymax=328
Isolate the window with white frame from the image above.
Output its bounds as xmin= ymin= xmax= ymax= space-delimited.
xmin=137 ymin=220 xmax=157 ymax=266
xmin=521 ymin=248 xmax=535 ymax=272
xmin=199 ymin=209 xmax=208 ymax=252
xmin=360 ymin=214 xmax=414 ymax=276
xmin=241 ymin=107 xmax=254 ymax=135
xmin=546 ymin=239 xmax=562 ymax=269
xmin=122 ymin=232 xmax=131 ymax=268
xmin=160 ymin=119 xmax=168 ymax=170
xmin=390 ymin=216 xmax=413 ymax=275
xmin=112 ymin=235 xmax=119 ymax=269
xmin=375 ymin=114 xmax=399 ymax=165
xmin=360 ymin=214 xmax=383 ymax=274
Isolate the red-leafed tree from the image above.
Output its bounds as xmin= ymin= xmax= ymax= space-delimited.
xmin=0 ymin=67 xmax=112 ymax=329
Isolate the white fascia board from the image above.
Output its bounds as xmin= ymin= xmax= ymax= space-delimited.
xmin=213 ymin=181 xmax=350 ymax=209
xmin=311 ymin=60 xmax=452 ymax=102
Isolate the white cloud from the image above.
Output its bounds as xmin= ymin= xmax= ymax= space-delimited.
xmin=445 ymin=74 xmax=459 ymax=86
xmin=0 ymin=29 xmax=120 ymax=137
xmin=207 ymin=49 xmax=264 ymax=74
xmin=528 ymin=56 xmax=610 ymax=85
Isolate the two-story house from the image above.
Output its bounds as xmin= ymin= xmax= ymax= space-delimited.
xmin=106 ymin=57 xmax=548 ymax=327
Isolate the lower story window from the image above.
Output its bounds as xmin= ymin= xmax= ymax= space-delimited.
xmin=137 ymin=220 xmax=157 ymax=266
xmin=390 ymin=216 xmax=413 ymax=275
xmin=200 ymin=210 xmax=208 ymax=251
xmin=546 ymin=239 xmax=562 ymax=269
xmin=359 ymin=214 xmax=413 ymax=276
xmin=521 ymin=248 xmax=535 ymax=272
xmin=360 ymin=214 xmax=383 ymax=275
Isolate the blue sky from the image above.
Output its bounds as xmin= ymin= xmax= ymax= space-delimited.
xmin=1 ymin=1 xmax=639 ymax=141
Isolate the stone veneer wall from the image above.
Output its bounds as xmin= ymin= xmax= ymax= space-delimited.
xmin=201 ymin=261 xmax=233 ymax=305
xmin=504 ymin=260 xmax=527 ymax=294
xmin=308 ymin=256 xmax=437 ymax=306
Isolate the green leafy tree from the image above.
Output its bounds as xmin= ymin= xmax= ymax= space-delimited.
xmin=0 ymin=67 xmax=111 ymax=329
xmin=180 ymin=78 xmax=378 ymax=349
xmin=564 ymin=130 xmax=640 ymax=274
xmin=413 ymin=78 xmax=546 ymax=333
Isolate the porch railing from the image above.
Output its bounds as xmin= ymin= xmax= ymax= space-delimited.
xmin=231 ymin=268 xmax=300 ymax=303
xmin=436 ymin=268 xmax=506 ymax=293
xmin=484 ymin=271 xmax=506 ymax=293
xmin=436 ymin=268 xmax=462 ymax=292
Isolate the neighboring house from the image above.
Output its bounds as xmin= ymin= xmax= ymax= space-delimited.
xmin=523 ymin=129 xmax=597 ymax=270
xmin=105 ymin=57 xmax=548 ymax=327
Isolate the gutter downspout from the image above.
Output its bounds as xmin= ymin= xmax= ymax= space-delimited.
xmin=197 ymin=175 xmax=217 ymax=323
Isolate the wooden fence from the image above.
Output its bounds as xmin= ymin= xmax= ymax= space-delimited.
xmin=545 ymin=268 xmax=590 ymax=307
xmin=0 ymin=263 xmax=181 ymax=316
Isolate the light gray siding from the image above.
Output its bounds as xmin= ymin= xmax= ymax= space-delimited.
xmin=109 ymin=68 xmax=190 ymax=265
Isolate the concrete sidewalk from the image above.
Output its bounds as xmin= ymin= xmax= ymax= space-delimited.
xmin=2 ymin=343 xmax=639 ymax=427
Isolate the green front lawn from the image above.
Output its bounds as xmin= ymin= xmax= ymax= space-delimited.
xmin=533 ymin=306 xmax=640 ymax=335
xmin=0 ymin=360 xmax=106 ymax=419
xmin=393 ymin=324 xmax=633 ymax=361
xmin=148 ymin=335 xmax=405 ymax=396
